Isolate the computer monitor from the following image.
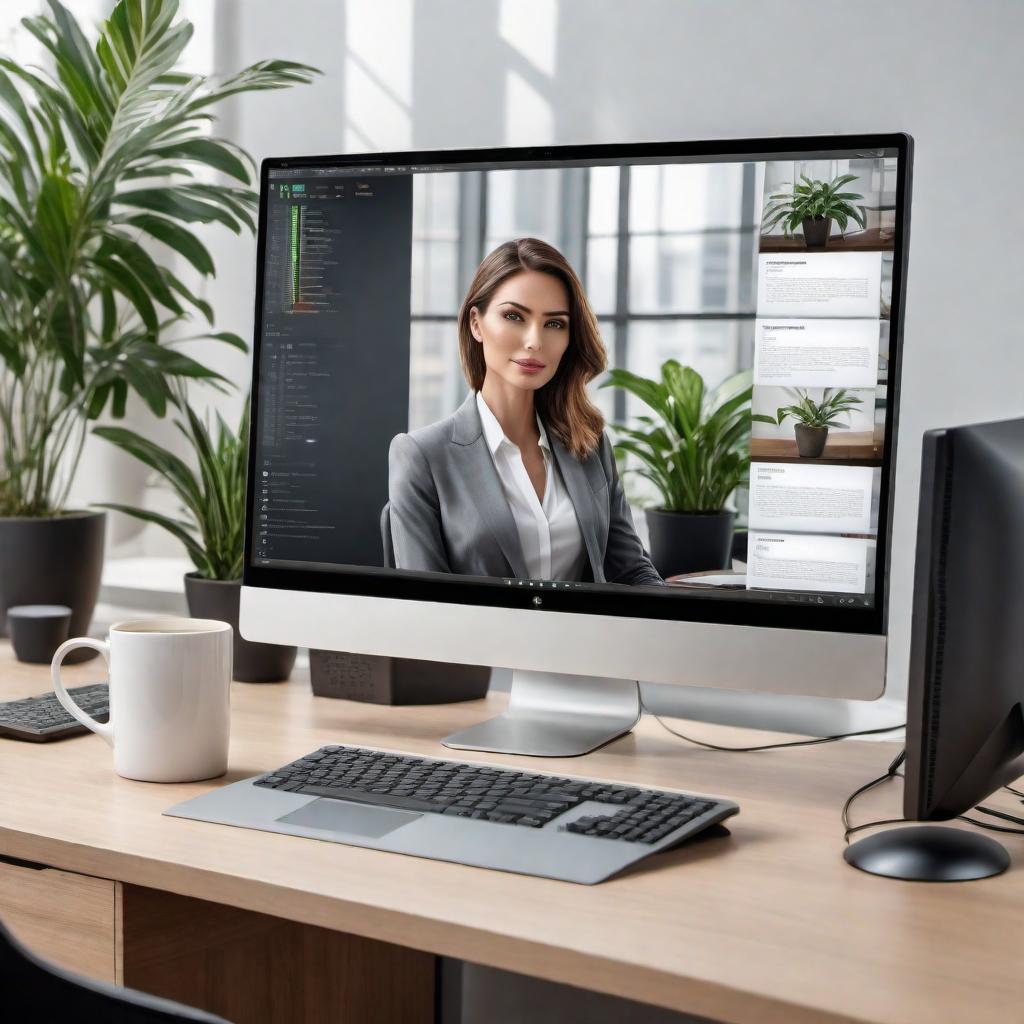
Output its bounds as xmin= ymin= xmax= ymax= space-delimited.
xmin=847 ymin=418 xmax=1024 ymax=881
xmin=240 ymin=133 xmax=914 ymax=756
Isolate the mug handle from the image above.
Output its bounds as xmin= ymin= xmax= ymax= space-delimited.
xmin=51 ymin=638 xmax=113 ymax=747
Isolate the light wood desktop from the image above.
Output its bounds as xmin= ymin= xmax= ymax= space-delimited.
xmin=1 ymin=642 xmax=1023 ymax=1023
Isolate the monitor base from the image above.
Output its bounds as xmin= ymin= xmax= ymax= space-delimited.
xmin=442 ymin=670 xmax=640 ymax=757
xmin=844 ymin=825 xmax=1010 ymax=881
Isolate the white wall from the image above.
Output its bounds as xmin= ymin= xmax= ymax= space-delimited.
xmin=10 ymin=0 xmax=1024 ymax=724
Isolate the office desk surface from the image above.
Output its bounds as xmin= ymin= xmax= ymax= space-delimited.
xmin=2 ymin=644 xmax=1023 ymax=1024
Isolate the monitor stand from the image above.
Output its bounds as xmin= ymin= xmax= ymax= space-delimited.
xmin=442 ymin=670 xmax=640 ymax=757
xmin=844 ymin=825 xmax=1009 ymax=881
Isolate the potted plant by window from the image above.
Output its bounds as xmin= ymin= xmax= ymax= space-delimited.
xmin=601 ymin=361 xmax=752 ymax=578
xmin=761 ymin=173 xmax=866 ymax=248
xmin=95 ymin=394 xmax=296 ymax=682
xmin=753 ymin=388 xmax=863 ymax=458
xmin=0 ymin=0 xmax=314 ymax=657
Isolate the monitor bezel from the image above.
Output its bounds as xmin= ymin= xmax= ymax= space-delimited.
xmin=243 ymin=132 xmax=913 ymax=637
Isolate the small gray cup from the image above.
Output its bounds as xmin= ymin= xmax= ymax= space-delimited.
xmin=7 ymin=605 xmax=73 ymax=664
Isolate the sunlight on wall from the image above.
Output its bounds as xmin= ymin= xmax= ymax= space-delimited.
xmin=504 ymin=68 xmax=553 ymax=146
xmin=177 ymin=0 xmax=215 ymax=76
xmin=344 ymin=0 xmax=412 ymax=151
xmin=499 ymin=0 xmax=557 ymax=77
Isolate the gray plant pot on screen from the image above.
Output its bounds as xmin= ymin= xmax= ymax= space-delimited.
xmin=645 ymin=508 xmax=735 ymax=579
xmin=801 ymin=215 xmax=832 ymax=248
xmin=184 ymin=572 xmax=296 ymax=683
xmin=0 ymin=510 xmax=105 ymax=663
xmin=794 ymin=424 xmax=829 ymax=458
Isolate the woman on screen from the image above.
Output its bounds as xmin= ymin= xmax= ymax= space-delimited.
xmin=388 ymin=237 xmax=662 ymax=586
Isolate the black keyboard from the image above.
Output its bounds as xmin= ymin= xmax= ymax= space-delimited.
xmin=0 ymin=683 xmax=109 ymax=742
xmin=255 ymin=745 xmax=730 ymax=845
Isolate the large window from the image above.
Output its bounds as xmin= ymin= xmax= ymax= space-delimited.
xmin=409 ymin=160 xmax=761 ymax=433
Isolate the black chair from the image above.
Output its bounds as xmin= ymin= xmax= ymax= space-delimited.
xmin=381 ymin=500 xmax=395 ymax=568
xmin=0 ymin=919 xmax=231 ymax=1022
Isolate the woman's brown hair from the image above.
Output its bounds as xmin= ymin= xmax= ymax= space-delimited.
xmin=457 ymin=238 xmax=607 ymax=459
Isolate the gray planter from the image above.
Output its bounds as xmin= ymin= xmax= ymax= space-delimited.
xmin=184 ymin=572 xmax=296 ymax=683
xmin=795 ymin=424 xmax=829 ymax=458
xmin=644 ymin=508 xmax=735 ymax=578
xmin=0 ymin=511 xmax=105 ymax=663
xmin=801 ymin=215 xmax=832 ymax=248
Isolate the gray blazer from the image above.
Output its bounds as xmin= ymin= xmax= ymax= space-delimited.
xmin=387 ymin=394 xmax=663 ymax=585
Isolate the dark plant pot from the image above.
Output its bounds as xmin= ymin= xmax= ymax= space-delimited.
xmin=184 ymin=572 xmax=296 ymax=683
xmin=309 ymin=649 xmax=490 ymax=705
xmin=0 ymin=511 xmax=105 ymax=663
xmin=730 ymin=528 xmax=748 ymax=565
xmin=794 ymin=424 xmax=829 ymax=458
xmin=645 ymin=508 xmax=735 ymax=578
xmin=802 ymin=215 xmax=832 ymax=248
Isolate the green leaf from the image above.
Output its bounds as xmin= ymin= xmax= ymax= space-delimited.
xmin=151 ymin=137 xmax=251 ymax=183
xmin=96 ymin=231 xmax=185 ymax=313
xmin=85 ymin=381 xmax=111 ymax=420
xmin=119 ymin=360 xmax=167 ymax=417
xmin=112 ymin=187 xmax=243 ymax=232
xmin=0 ymin=66 xmax=46 ymax=170
xmin=209 ymin=330 xmax=248 ymax=353
xmin=120 ymin=212 xmax=215 ymax=275
xmin=99 ymin=286 xmax=116 ymax=343
xmin=164 ymin=273 xmax=213 ymax=324
xmin=93 ymin=500 xmax=207 ymax=570
xmin=111 ymin=378 xmax=127 ymax=418
xmin=91 ymin=252 xmax=159 ymax=334
xmin=93 ymin=423 xmax=203 ymax=512
xmin=142 ymin=345 xmax=230 ymax=385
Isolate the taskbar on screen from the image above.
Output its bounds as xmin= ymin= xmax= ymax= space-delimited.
xmin=250 ymin=557 xmax=874 ymax=609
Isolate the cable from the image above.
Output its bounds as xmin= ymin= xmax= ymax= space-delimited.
xmin=641 ymin=698 xmax=905 ymax=752
xmin=957 ymin=816 xmax=1024 ymax=836
xmin=971 ymin=804 xmax=1024 ymax=828
xmin=841 ymin=748 xmax=906 ymax=842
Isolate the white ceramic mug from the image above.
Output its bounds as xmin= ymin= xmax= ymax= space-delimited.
xmin=51 ymin=617 xmax=232 ymax=783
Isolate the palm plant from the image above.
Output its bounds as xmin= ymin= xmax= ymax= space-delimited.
xmin=761 ymin=173 xmax=866 ymax=237
xmin=601 ymin=361 xmax=752 ymax=512
xmin=94 ymin=391 xmax=247 ymax=580
xmin=753 ymin=388 xmax=862 ymax=430
xmin=0 ymin=0 xmax=316 ymax=516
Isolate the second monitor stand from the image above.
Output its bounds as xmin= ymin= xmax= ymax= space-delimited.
xmin=442 ymin=670 xmax=640 ymax=757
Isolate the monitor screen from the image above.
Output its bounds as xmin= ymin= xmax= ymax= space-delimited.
xmin=246 ymin=135 xmax=910 ymax=634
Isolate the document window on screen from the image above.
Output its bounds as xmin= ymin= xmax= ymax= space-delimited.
xmin=251 ymin=148 xmax=899 ymax=613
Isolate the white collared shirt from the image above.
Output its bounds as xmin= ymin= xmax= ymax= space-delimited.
xmin=476 ymin=392 xmax=588 ymax=582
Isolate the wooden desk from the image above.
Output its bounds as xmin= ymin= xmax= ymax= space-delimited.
xmin=1 ymin=643 xmax=1023 ymax=1024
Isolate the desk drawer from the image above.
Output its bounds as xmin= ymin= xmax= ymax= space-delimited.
xmin=0 ymin=858 xmax=116 ymax=982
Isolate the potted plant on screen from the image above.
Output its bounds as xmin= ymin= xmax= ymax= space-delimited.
xmin=601 ymin=361 xmax=752 ymax=578
xmin=94 ymin=393 xmax=296 ymax=682
xmin=761 ymin=173 xmax=867 ymax=248
xmin=0 ymin=0 xmax=314 ymax=656
xmin=753 ymin=388 xmax=863 ymax=459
